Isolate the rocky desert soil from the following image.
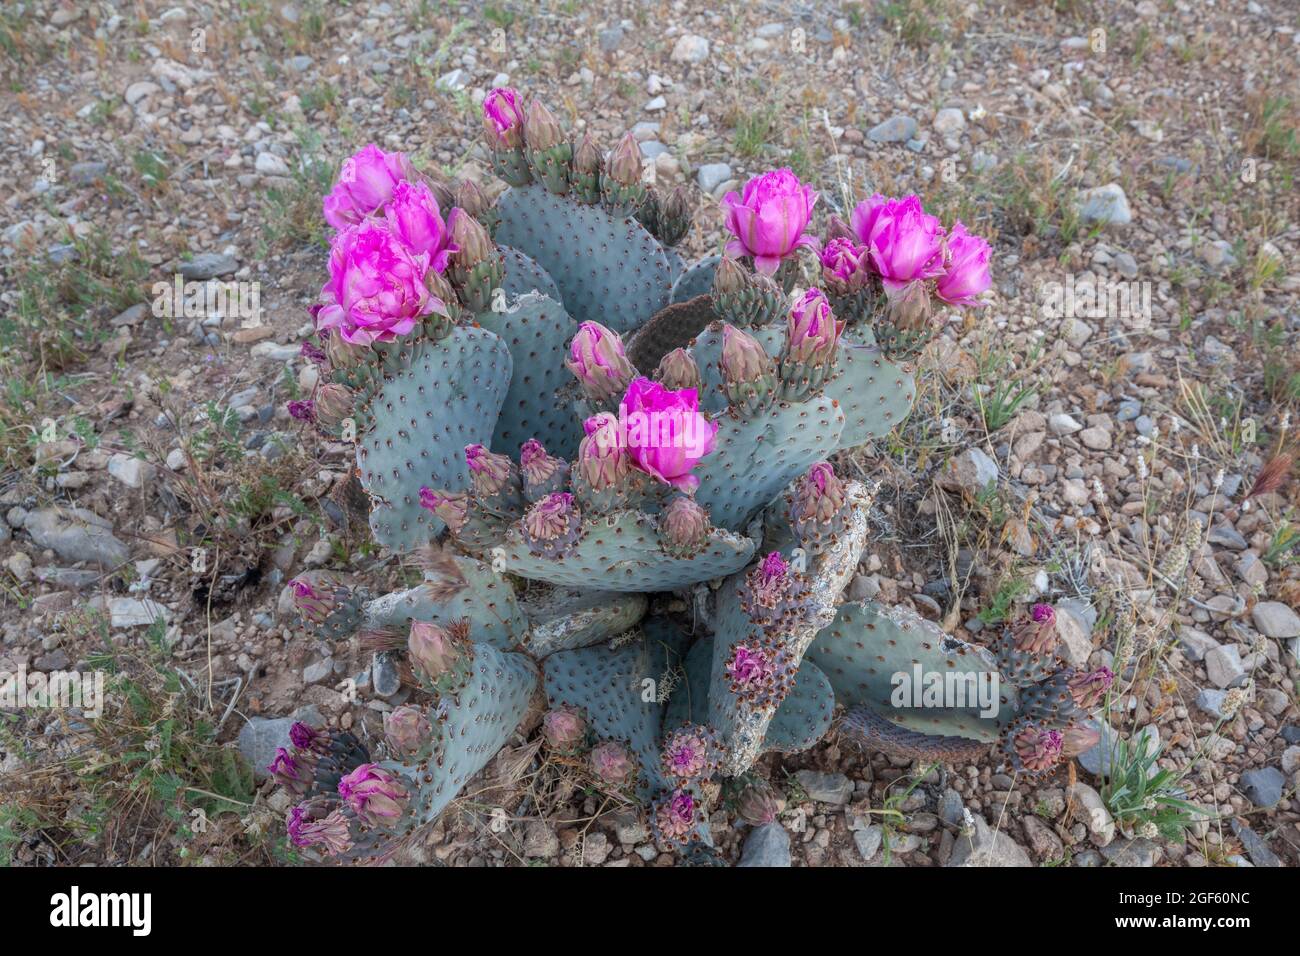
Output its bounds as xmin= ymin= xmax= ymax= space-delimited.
xmin=0 ymin=0 xmax=1297 ymax=867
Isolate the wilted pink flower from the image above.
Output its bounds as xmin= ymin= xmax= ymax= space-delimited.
xmin=337 ymin=763 xmax=408 ymax=826
xmin=289 ymin=721 xmax=321 ymax=751
xmin=288 ymin=578 xmax=334 ymax=625
xmin=566 ymin=322 xmax=634 ymax=402
xmin=621 ymin=377 xmax=718 ymax=493
xmin=542 ymin=706 xmax=586 ymax=751
xmin=482 ymin=87 xmax=526 ymax=147
xmin=1010 ymin=603 xmax=1057 ymax=655
xmin=417 ymin=487 xmax=469 ymax=533
xmin=726 ymin=643 xmax=772 ymax=687
xmin=721 ymin=168 xmax=819 ymax=274
xmin=287 ymin=802 xmax=353 ymax=854
xmin=464 ymin=443 xmax=516 ymax=498
xmin=287 ymin=399 xmax=315 ymax=422
xmin=935 ymin=221 xmax=991 ymax=307
xmin=661 ymin=726 xmax=717 ymax=780
xmin=314 ymin=221 xmax=447 ymax=346
xmin=384 ymin=179 xmax=461 ymax=271
xmin=322 ymin=144 xmax=413 ymax=230
xmin=851 ymin=194 xmax=945 ymax=291
xmin=523 ymin=492 xmax=580 ymax=547
xmin=589 ymin=741 xmax=636 ymax=786
xmin=1068 ymin=667 xmax=1115 ymax=711
xmin=655 ymin=788 xmax=697 ymax=841
xmin=1013 ymin=726 xmax=1063 ymax=773
xmin=795 ymin=461 xmax=845 ymax=524
xmin=785 ymin=288 xmax=843 ymax=365
xmin=268 ymin=747 xmax=310 ymax=795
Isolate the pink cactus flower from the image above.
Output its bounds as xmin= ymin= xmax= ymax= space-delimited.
xmin=850 ymin=193 xmax=946 ymax=291
xmin=589 ymin=741 xmax=636 ymax=786
xmin=726 ymin=643 xmax=773 ymax=687
xmin=322 ymin=144 xmax=414 ymax=230
xmin=566 ymin=322 xmax=634 ymax=401
xmin=314 ymin=220 xmax=447 ymax=346
xmin=620 ymin=377 xmax=718 ymax=493
xmin=384 ymin=179 xmax=461 ymax=270
xmin=337 ymin=763 xmax=408 ymax=826
xmin=721 ymin=168 xmax=819 ymax=274
xmin=655 ymin=788 xmax=697 ymax=841
xmin=819 ymin=236 xmax=871 ymax=292
xmin=935 ymin=222 xmax=991 ymax=307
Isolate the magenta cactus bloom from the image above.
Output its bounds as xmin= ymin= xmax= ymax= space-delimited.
xmin=322 ymin=143 xmax=413 ymax=230
xmin=384 ymin=179 xmax=461 ymax=270
xmin=1068 ymin=666 xmax=1115 ymax=711
xmin=795 ymin=461 xmax=846 ymax=523
xmin=1013 ymin=726 xmax=1064 ymax=773
xmin=935 ymin=221 xmax=991 ymax=307
xmin=314 ymin=220 xmax=447 ymax=346
xmin=620 ymin=377 xmax=718 ymax=493
xmin=785 ymin=288 xmax=843 ymax=365
xmin=654 ymin=788 xmax=698 ymax=841
xmin=721 ymin=168 xmax=819 ymax=274
xmin=482 ymin=87 xmax=526 ymax=147
xmin=541 ymin=706 xmax=586 ymax=752
xmin=589 ymin=741 xmax=636 ymax=786
xmin=288 ymin=579 xmax=334 ymax=625
xmin=337 ymin=763 xmax=409 ymax=826
xmin=565 ymin=321 xmax=634 ymax=402
xmin=850 ymin=193 xmax=945 ymax=291
xmin=286 ymin=802 xmax=353 ymax=854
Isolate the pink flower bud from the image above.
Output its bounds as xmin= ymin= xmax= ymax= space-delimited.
xmin=606 ymin=131 xmax=643 ymax=187
xmin=383 ymin=705 xmax=432 ymax=758
xmin=659 ymin=495 xmax=710 ymax=556
xmin=465 ymin=443 xmax=516 ymax=497
xmin=313 ymin=382 xmax=354 ymax=428
xmin=819 ymin=236 xmax=871 ymax=294
xmin=482 ymin=87 xmax=526 ymax=148
xmin=577 ymin=413 xmax=629 ymax=490
xmin=589 ymin=741 xmax=636 ymax=786
xmin=655 ymin=348 xmax=702 ymax=392
xmin=288 ymin=578 xmax=335 ymax=625
xmin=541 ymin=706 xmax=586 ymax=751
xmin=1010 ymin=604 xmax=1057 ymax=655
xmin=523 ymin=97 xmax=565 ymax=151
xmin=450 ymin=212 xmax=493 ymax=267
xmin=418 ymin=487 xmax=469 ymax=534
xmin=566 ymin=321 xmax=634 ymax=402
xmin=268 ymin=747 xmax=311 ymax=796
xmin=785 ymin=288 xmax=842 ymax=365
xmin=734 ymin=776 xmax=782 ymax=825
xmin=1068 ymin=667 xmax=1115 ymax=711
xmin=407 ymin=619 xmax=468 ymax=686
xmin=721 ymin=324 xmax=772 ymax=385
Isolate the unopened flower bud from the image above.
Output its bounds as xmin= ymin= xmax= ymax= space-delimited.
xmin=541 ymin=706 xmax=586 ymax=752
xmin=407 ymin=619 xmax=470 ymax=688
xmin=659 ymin=495 xmax=710 ymax=558
xmin=524 ymin=98 xmax=565 ymax=151
xmin=589 ymin=741 xmax=636 ymax=787
xmin=450 ymin=212 xmax=493 ymax=267
xmin=383 ymin=705 xmax=432 ymax=758
xmin=655 ymin=348 xmax=702 ymax=392
xmin=313 ymin=383 xmax=354 ymax=429
xmin=418 ymin=487 xmax=469 ymax=534
xmin=606 ymin=131 xmax=643 ymax=187
xmin=566 ymin=321 xmax=635 ymax=403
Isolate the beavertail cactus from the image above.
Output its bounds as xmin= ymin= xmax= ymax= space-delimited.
xmin=272 ymin=87 xmax=1002 ymax=863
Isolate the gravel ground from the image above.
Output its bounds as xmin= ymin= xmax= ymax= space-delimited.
xmin=0 ymin=0 xmax=1297 ymax=867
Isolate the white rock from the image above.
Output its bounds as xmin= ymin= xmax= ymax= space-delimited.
xmin=108 ymin=453 xmax=155 ymax=490
xmin=1049 ymin=413 xmax=1082 ymax=435
xmin=255 ymin=152 xmax=290 ymax=176
xmin=1079 ymin=426 xmax=1111 ymax=450
xmin=670 ymin=34 xmax=710 ymax=64
xmin=1076 ymin=183 xmax=1132 ymax=226
xmin=165 ymin=448 xmax=187 ymax=471
xmin=108 ymin=597 xmax=170 ymax=628
xmin=932 ymin=107 xmax=966 ymax=135
xmin=1204 ymin=644 xmax=1247 ymax=688
xmin=1252 ymin=601 xmax=1300 ymax=639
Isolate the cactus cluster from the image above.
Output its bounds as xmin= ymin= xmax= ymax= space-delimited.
xmin=276 ymin=88 xmax=1012 ymax=862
